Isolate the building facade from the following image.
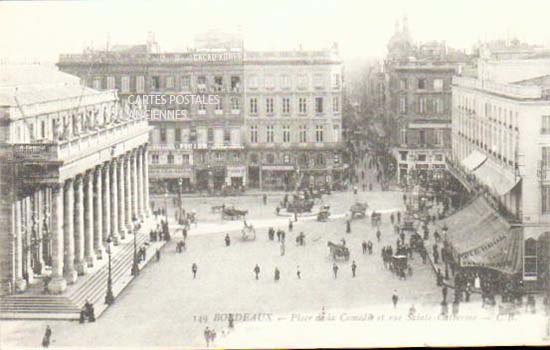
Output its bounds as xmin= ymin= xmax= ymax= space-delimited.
xmin=383 ymin=17 xmax=469 ymax=186
xmin=57 ymin=35 xmax=344 ymax=192
xmin=451 ymin=48 xmax=550 ymax=289
xmin=0 ymin=66 xmax=150 ymax=295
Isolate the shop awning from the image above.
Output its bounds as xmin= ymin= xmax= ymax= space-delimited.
xmin=473 ymin=157 xmax=520 ymax=196
xmin=439 ymin=196 xmax=523 ymax=274
xmin=461 ymin=150 xmax=487 ymax=171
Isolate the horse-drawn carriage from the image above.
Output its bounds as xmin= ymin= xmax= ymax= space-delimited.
xmin=327 ymin=241 xmax=350 ymax=261
xmin=391 ymin=255 xmax=409 ymax=277
xmin=222 ymin=207 xmax=248 ymax=220
xmin=400 ymin=216 xmax=417 ymax=235
xmin=350 ymin=202 xmax=368 ymax=219
xmin=241 ymin=223 xmax=256 ymax=241
xmin=317 ymin=205 xmax=331 ymax=222
xmin=287 ymin=196 xmax=315 ymax=213
xmin=370 ymin=211 xmax=382 ymax=227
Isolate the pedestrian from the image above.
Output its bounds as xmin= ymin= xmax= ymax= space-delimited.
xmin=192 ymin=263 xmax=198 ymax=279
xmin=392 ymin=290 xmax=399 ymax=308
xmin=274 ymin=267 xmax=280 ymax=282
xmin=204 ymin=327 xmax=211 ymax=348
xmin=368 ymin=241 xmax=373 ymax=255
xmin=397 ymin=211 xmax=401 ymax=223
xmin=228 ymin=314 xmax=234 ymax=329
xmin=351 ymin=261 xmax=357 ymax=277
xmin=263 ymin=193 xmax=267 ymax=205
xmin=276 ymin=206 xmax=280 ymax=216
xmin=225 ymin=234 xmax=230 ymax=247
xmin=376 ymin=229 xmax=381 ymax=242
xmin=390 ymin=213 xmax=395 ymax=225
xmin=442 ymin=285 xmax=448 ymax=303
xmin=294 ymin=211 xmax=298 ymax=222
xmin=155 ymin=248 xmax=161 ymax=262
xmin=296 ymin=265 xmax=301 ymax=279
xmin=288 ymin=219 xmax=293 ymax=232
xmin=332 ymin=263 xmax=339 ymax=278
xmin=254 ymin=264 xmax=260 ymax=279
xmin=280 ymin=241 xmax=285 ymax=256
xmin=362 ymin=241 xmax=367 ymax=254
xmin=341 ymin=238 xmax=346 ymax=246
xmin=276 ymin=230 xmax=281 ymax=242
xmin=42 ymin=325 xmax=52 ymax=348
xmin=346 ymin=219 xmax=351 ymax=233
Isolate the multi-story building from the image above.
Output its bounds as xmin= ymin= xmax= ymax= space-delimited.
xmin=0 ymin=66 xmax=150 ymax=295
xmin=451 ymin=45 xmax=550 ymax=289
xmin=383 ymin=17 xmax=470 ymax=185
xmin=243 ymin=47 xmax=344 ymax=190
xmin=58 ymin=34 xmax=344 ymax=192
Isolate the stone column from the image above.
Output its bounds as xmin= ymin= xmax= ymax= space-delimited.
xmin=35 ymin=189 xmax=44 ymax=275
xmin=63 ymin=179 xmax=77 ymax=284
xmin=143 ymin=146 xmax=151 ymax=216
xmin=103 ymin=162 xmax=111 ymax=242
xmin=74 ymin=176 xmax=87 ymax=275
xmin=94 ymin=166 xmax=105 ymax=260
xmin=131 ymin=152 xmax=138 ymax=221
xmin=125 ymin=155 xmax=132 ymax=230
xmin=118 ymin=157 xmax=126 ymax=240
xmin=49 ymin=184 xmax=66 ymax=293
xmin=84 ymin=171 xmax=96 ymax=267
xmin=14 ymin=199 xmax=26 ymax=291
xmin=23 ymin=197 xmax=34 ymax=285
xmin=110 ymin=161 xmax=120 ymax=245
xmin=137 ymin=148 xmax=144 ymax=218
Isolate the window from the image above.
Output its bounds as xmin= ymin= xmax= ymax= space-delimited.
xmin=283 ymin=154 xmax=291 ymax=164
xmin=181 ymin=76 xmax=191 ymax=91
xmin=314 ymin=74 xmax=324 ymax=88
xmin=224 ymin=129 xmax=231 ymax=143
xmin=216 ymin=97 xmax=223 ymax=112
xmin=333 ymin=124 xmax=340 ymax=142
xmin=332 ymin=96 xmax=340 ymax=113
xmin=152 ymin=154 xmax=159 ymax=164
xmin=167 ymin=153 xmax=174 ymax=164
xmin=250 ymin=97 xmax=258 ymax=114
xmin=315 ymin=97 xmax=323 ymax=114
xmin=419 ymin=98 xmax=426 ymax=113
xmin=266 ymin=125 xmax=274 ymax=143
xmin=434 ymin=98 xmax=443 ymax=113
xmin=299 ymin=98 xmax=307 ymax=114
xmin=265 ymin=75 xmax=275 ymax=89
xmin=107 ymin=76 xmax=115 ymax=90
xmin=281 ymin=75 xmax=291 ymax=89
xmin=524 ymin=238 xmax=538 ymax=277
xmin=315 ymin=125 xmax=324 ymax=143
xmin=214 ymin=76 xmax=223 ymax=92
xmin=250 ymin=126 xmax=258 ymax=143
xmin=266 ymin=97 xmax=274 ymax=114
xmin=152 ymin=76 xmax=160 ymax=90
xmin=332 ymin=74 xmax=340 ymax=89
xmin=182 ymin=154 xmax=190 ymax=165
xmin=399 ymin=96 xmax=407 ymax=113
xmin=197 ymin=76 xmax=207 ymax=92
xmin=136 ymin=76 xmax=145 ymax=93
xmin=166 ymin=76 xmax=174 ymax=89
xmin=297 ymin=74 xmax=308 ymax=89
xmin=266 ymin=153 xmax=275 ymax=164
xmin=93 ymin=77 xmax=102 ymax=90
xmin=417 ymin=79 xmax=426 ymax=90
xmin=435 ymin=130 xmax=444 ymax=145
xmin=175 ymin=128 xmax=181 ymax=143
xmin=419 ymin=130 xmax=426 ymax=145
xmin=159 ymin=128 xmax=167 ymax=143
xmin=231 ymin=76 xmax=241 ymax=92
xmin=434 ymin=79 xmax=443 ymax=91
xmin=417 ymin=154 xmax=427 ymax=162
xmin=282 ymin=97 xmax=290 ymax=114
xmin=399 ymin=151 xmax=407 ymax=161
xmin=248 ymin=75 xmax=258 ymax=89
xmin=434 ymin=154 xmax=443 ymax=162
xmin=542 ymin=116 xmax=550 ymax=134
xmin=283 ymin=125 xmax=290 ymax=143
xmin=198 ymin=102 xmax=206 ymax=114
xmin=315 ymin=154 xmax=325 ymax=166
xmin=231 ymin=97 xmax=240 ymax=111
xmin=121 ymin=76 xmax=130 ymax=93
xmin=299 ymin=125 xmax=307 ymax=143
xmin=250 ymin=153 xmax=259 ymax=164
xmin=400 ymin=79 xmax=408 ymax=90
xmin=207 ymin=128 xmax=214 ymax=143
xmin=400 ymin=129 xmax=407 ymax=144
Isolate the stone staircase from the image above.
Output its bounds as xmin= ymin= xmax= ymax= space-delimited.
xmin=0 ymin=231 xmax=161 ymax=320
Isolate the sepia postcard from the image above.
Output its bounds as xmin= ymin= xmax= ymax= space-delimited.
xmin=0 ymin=0 xmax=550 ymax=348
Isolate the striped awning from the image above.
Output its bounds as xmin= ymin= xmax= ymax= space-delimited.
xmin=438 ymin=196 xmax=523 ymax=274
xmin=461 ymin=150 xmax=487 ymax=171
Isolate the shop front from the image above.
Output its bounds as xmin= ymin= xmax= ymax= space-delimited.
xmin=195 ymin=166 xmax=226 ymax=192
xmin=226 ymin=166 xmax=247 ymax=188
xmin=261 ymin=165 xmax=295 ymax=191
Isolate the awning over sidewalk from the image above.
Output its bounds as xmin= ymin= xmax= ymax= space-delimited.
xmin=439 ymin=196 xmax=523 ymax=274
xmin=473 ymin=157 xmax=520 ymax=196
xmin=461 ymin=150 xmax=487 ymax=171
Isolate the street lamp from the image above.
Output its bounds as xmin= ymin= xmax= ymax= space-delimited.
xmin=104 ymin=236 xmax=115 ymax=305
xmin=131 ymin=217 xmax=140 ymax=277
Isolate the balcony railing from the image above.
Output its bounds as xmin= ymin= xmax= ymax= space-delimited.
xmin=12 ymin=118 xmax=150 ymax=162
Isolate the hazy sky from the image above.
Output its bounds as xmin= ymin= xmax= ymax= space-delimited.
xmin=2 ymin=0 xmax=550 ymax=63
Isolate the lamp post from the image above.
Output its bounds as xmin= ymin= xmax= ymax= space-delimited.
xmin=131 ymin=217 xmax=139 ymax=276
xmin=104 ymin=236 xmax=115 ymax=305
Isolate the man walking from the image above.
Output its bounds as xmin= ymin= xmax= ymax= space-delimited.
xmin=296 ymin=265 xmax=301 ymax=279
xmin=274 ymin=267 xmax=280 ymax=282
xmin=392 ymin=289 xmax=399 ymax=308
xmin=192 ymin=263 xmax=198 ymax=279
xmin=362 ymin=241 xmax=367 ymax=254
xmin=254 ymin=264 xmax=261 ymax=280
xmin=332 ymin=263 xmax=339 ymax=279
xmin=351 ymin=261 xmax=357 ymax=278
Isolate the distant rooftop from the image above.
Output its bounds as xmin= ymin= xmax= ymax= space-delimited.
xmin=0 ymin=65 xmax=80 ymax=88
xmin=512 ymin=74 xmax=550 ymax=88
